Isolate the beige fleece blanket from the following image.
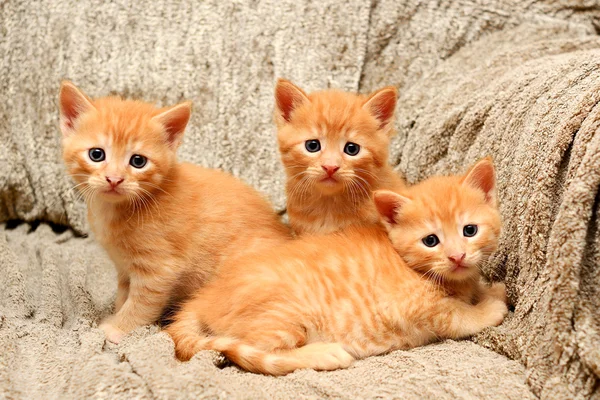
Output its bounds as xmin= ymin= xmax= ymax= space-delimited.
xmin=0 ymin=223 xmax=534 ymax=399
xmin=2 ymin=0 xmax=600 ymax=398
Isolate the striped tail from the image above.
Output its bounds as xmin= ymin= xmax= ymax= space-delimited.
xmin=209 ymin=338 xmax=354 ymax=376
xmin=166 ymin=308 xmax=214 ymax=361
xmin=166 ymin=310 xmax=355 ymax=375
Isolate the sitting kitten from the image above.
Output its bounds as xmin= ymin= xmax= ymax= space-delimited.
xmin=59 ymin=81 xmax=290 ymax=343
xmin=275 ymin=79 xmax=405 ymax=235
xmin=166 ymin=158 xmax=507 ymax=375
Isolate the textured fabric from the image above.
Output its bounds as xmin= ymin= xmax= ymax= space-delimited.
xmin=0 ymin=223 xmax=534 ymax=399
xmin=2 ymin=0 xmax=600 ymax=398
xmin=390 ymin=22 xmax=600 ymax=399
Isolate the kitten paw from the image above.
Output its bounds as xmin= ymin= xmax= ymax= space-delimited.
xmin=99 ymin=322 xmax=126 ymax=344
xmin=486 ymin=282 xmax=507 ymax=303
xmin=302 ymin=342 xmax=354 ymax=371
xmin=480 ymin=297 xmax=509 ymax=327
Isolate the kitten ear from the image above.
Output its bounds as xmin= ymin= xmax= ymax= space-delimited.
xmin=363 ymin=86 xmax=397 ymax=132
xmin=373 ymin=190 xmax=410 ymax=225
xmin=461 ymin=157 xmax=497 ymax=206
xmin=274 ymin=79 xmax=310 ymax=126
xmin=59 ymin=81 xmax=96 ymax=137
xmin=152 ymin=101 xmax=192 ymax=148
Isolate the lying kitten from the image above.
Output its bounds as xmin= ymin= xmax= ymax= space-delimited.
xmin=59 ymin=81 xmax=290 ymax=343
xmin=275 ymin=79 xmax=405 ymax=235
xmin=166 ymin=158 xmax=507 ymax=375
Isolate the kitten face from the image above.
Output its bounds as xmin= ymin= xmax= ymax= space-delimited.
xmin=275 ymin=80 xmax=397 ymax=197
xmin=374 ymin=159 xmax=501 ymax=282
xmin=59 ymin=81 xmax=191 ymax=205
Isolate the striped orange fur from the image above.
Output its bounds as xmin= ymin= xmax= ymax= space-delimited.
xmin=59 ymin=82 xmax=290 ymax=343
xmin=275 ymin=79 xmax=405 ymax=235
xmin=167 ymin=158 xmax=507 ymax=375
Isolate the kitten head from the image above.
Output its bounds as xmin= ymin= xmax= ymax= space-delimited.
xmin=374 ymin=158 xmax=501 ymax=282
xmin=275 ymin=79 xmax=397 ymax=197
xmin=59 ymin=81 xmax=191 ymax=204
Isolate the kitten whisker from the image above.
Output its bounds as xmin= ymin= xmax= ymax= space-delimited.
xmin=351 ymin=177 xmax=370 ymax=199
xmin=138 ymin=187 xmax=164 ymax=223
xmin=352 ymin=174 xmax=372 ymax=189
xmin=287 ymin=176 xmax=308 ymax=200
xmin=139 ymin=182 xmax=174 ymax=198
xmin=350 ymin=181 xmax=359 ymax=205
xmin=344 ymin=180 xmax=357 ymax=205
xmin=287 ymin=170 xmax=311 ymax=181
xmin=354 ymin=168 xmax=379 ymax=182
xmin=298 ymin=176 xmax=315 ymax=201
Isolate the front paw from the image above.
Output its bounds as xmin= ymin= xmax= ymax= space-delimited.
xmin=480 ymin=297 xmax=509 ymax=327
xmin=99 ymin=322 xmax=126 ymax=344
xmin=486 ymin=282 xmax=507 ymax=304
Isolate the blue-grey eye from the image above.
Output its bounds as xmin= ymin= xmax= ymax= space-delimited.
xmin=130 ymin=154 xmax=147 ymax=169
xmin=343 ymin=142 xmax=360 ymax=156
xmin=422 ymin=234 xmax=440 ymax=247
xmin=88 ymin=148 xmax=105 ymax=162
xmin=463 ymin=225 xmax=478 ymax=237
xmin=305 ymin=139 xmax=321 ymax=153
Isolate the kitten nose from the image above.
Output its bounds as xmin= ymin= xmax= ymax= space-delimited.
xmin=322 ymin=165 xmax=340 ymax=177
xmin=448 ymin=253 xmax=466 ymax=265
xmin=105 ymin=176 xmax=124 ymax=187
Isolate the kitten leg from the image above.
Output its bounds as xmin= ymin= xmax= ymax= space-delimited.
xmin=215 ymin=320 xmax=354 ymax=375
xmin=269 ymin=342 xmax=355 ymax=374
xmin=432 ymin=294 xmax=508 ymax=339
xmin=167 ymin=304 xmax=308 ymax=362
xmin=483 ymin=282 xmax=507 ymax=303
xmin=214 ymin=340 xmax=354 ymax=376
xmin=114 ymin=272 xmax=130 ymax=313
xmin=100 ymin=271 xmax=174 ymax=343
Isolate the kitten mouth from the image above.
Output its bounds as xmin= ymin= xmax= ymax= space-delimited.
xmin=450 ymin=263 xmax=469 ymax=273
xmin=320 ymin=176 xmax=338 ymax=185
xmin=103 ymin=188 xmax=124 ymax=196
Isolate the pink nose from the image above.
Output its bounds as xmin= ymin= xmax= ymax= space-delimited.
xmin=106 ymin=176 xmax=124 ymax=187
xmin=448 ymin=253 xmax=466 ymax=265
xmin=322 ymin=165 xmax=340 ymax=177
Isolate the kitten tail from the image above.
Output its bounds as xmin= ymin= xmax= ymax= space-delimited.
xmin=166 ymin=310 xmax=212 ymax=361
xmin=214 ymin=340 xmax=355 ymax=376
xmin=167 ymin=310 xmax=354 ymax=375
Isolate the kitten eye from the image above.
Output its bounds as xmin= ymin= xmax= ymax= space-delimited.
xmin=343 ymin=142 xmax=360 ymax=156
xmin=305 ymin=139 xmax=321 ymax=153
xmin=88 ymin=148 xmax=105 ymax=162
xmin=463 ymin=224 xmax=478 ymax=237
xmin=422 ymin=234 xmax=440 ymax=247
xmin=130 ymin=154 xmax=147 ymax=169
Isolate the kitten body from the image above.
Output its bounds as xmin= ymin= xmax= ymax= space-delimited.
xmin=275 ymin=80 xmax=405 ymax=235
xmin=167 ymin=159 xmax=507 ymax=375
xmin=59 ymin=82 xmax=290 ymax=343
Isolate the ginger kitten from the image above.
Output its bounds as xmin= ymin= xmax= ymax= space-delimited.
xmin=167 ymin=158 xmax=507 ymax=375
xmin=275 ymin=79 xmax=405 ymax=235
xmin=59 ymin=81 xmax=290 ymax=343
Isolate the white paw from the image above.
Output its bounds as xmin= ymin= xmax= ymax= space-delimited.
xmin=486 ymin=282 xmax=507 ymax=303
xmin=307 ymin=343 xmax=354 ymax=371
xmin=99 ymin=322 xmax=125 ymax=344
xmin=481 ymin=297 xmax=509 ymax=327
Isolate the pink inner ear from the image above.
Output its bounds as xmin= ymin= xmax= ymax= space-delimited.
xmin=364 ymin=89 xmax=397 ymax=130
xmin=464 ymin=160 xmax=496 ymax=203
xmin=275 ymin=83 xmax=306 ymax=122
xmin=63 ymin=118 xmax=74 ymax=130
xmin=374 ymin=191 xmax=404 ymax=224
xmin=155 ymin=104 xmax=191 ymax=145
xmin=163 ymin=114 xmax=185 ymax=141
xmin=62 ymin=101 xmax=80 ymax=130
xmin=59 ymin=86 xmax=92 ymax=134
